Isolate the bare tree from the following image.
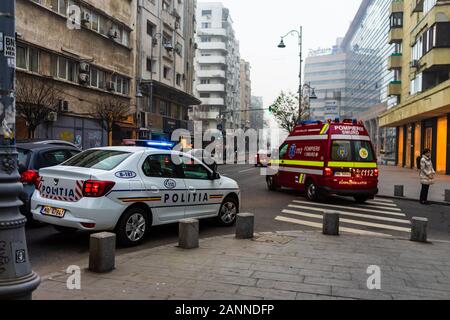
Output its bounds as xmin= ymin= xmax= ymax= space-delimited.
xmin=16 ymin=75 xmax=61 ymax=139
xmin=91 ymin=97 xmax=130 ymax=146
xmin=268 ymin=91 xmax=308 ymax=133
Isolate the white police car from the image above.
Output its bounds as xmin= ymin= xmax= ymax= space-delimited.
xmin=31 ymin=146 xmax=240 ymax=246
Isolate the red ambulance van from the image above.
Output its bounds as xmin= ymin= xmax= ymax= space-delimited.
xmin=266 ymin=119 xmax=379 ymax=203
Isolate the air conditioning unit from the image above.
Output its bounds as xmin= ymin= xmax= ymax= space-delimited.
xmin=81 ymin=12 xmax=91 ymax=25
xmin=79 ymin=62 xmax=90 ymax=74
xmin=59 ymin=100 xmax=69 ymax=112
xmin=47 ymin=112 xmax=58 ymax=122
xmin=410 ymin=60 xmax=420 ymax=69
xmin=78 ymin=73 xmax=90 ymax=84
xmin=106 ymin=81 xmax=116 ymax=91
xmin=108 ymin=28 xmax=119 ymax=39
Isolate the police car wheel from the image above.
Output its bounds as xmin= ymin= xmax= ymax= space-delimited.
xmin=116 ymin=208 xmax=148 ymax=247
xmin=306 ymin=181 xmax=319 ymax=201
xmin=217 ymin=198 xmax=238 ymax=226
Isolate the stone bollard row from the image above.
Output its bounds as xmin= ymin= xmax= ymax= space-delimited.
xmin=179 ymin=218 xmax=199 ymax=249
xmin=236 ymin=213 xmax=254 ymax=239
xmin=394 ymin=185 xmax=404 ymax=197
xmin=411 ymin=217 xmax=428 ymax=243
xmin=323 ymin=211 xmax=340 ymax=236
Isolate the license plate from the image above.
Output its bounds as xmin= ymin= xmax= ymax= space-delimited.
xmin=335 ymin=172 xmax=351 ymax=177
xmin=41 ymin=206 xmax=66 ymax=218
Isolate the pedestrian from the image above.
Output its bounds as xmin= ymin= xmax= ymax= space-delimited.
xmin=419 ymin=148 xmax=435 ymax=205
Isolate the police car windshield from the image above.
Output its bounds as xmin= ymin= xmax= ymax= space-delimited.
xmin=331 ymin=140 xmax=374 ymax=162
xmin=62 ymin=150 xmax=132 ymax=171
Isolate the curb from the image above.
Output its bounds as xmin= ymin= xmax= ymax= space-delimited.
xmin=377 ymin=194 xmax=450 ymax=206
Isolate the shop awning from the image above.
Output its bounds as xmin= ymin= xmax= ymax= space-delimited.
xmin=140 ymin=80 xmax=201 ymax=106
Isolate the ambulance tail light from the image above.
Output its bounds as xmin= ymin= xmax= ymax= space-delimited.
xmin=83 ymin=180 xmax=116 ymax=198
xmin=374 ymin=168 xmax=379 ymax=177
xmin=324 ymin=167 xmax=333 ymax=177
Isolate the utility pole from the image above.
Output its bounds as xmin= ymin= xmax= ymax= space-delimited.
xmin=0 ymin=0 xmax=40 ymax=299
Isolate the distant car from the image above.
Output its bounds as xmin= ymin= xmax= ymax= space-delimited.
xmin=255 ymin=150 xmax=271 ymax=167
xmin=17 ymin=143 xmax=81 ymax=223
xmin=17 ymin=139 xmax=81 ymax=149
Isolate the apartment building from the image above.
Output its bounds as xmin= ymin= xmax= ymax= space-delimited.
xmin=379 ymin=0 xmax=450 ymax=175
xmin=304 ymin=39 xmax=347 ymax=121
xmin=191 ymin=2 xmax=241 ymax=132
xmin=250 ymin=96 xmax=264 ymax=131
xmin=239 ymin=59 xmax=251 ymax=130
xmin=15 ymin=0 xmax=137 ymax=148
xmin=135 ymin=0 xmax=200 ymax=140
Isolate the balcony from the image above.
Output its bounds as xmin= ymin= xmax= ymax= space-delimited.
xmin=388 ymin=81 xmax=402 ymax=96
xmin=388 ymin=27 xmax=403 ymax=44
xmin=420 ymin=48 xmax=450 ymax=72
xmin=197 ymin=56 xmax=227 ymax=65
xmin=391 ymin=0 xmax=404 ymax=13
xmin=197 ymin=42 xmax=228 ymax=52
xmin=200 ymin=97 xmax=225 ymax=106
xmin=197 ymin=84 xmax=225 ymax=92
xmin=198 ymin=28 xmax=227 ymax=37
xmin=196 ymin=70 xmax=226 ymax=78
xmin=388 ymin=54 xmax=403 ymax=70
xmin=193 ymin=111 xmax=220 ymax=120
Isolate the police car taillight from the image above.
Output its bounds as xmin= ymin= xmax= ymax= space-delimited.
xmin=324 ymin=167 xmax=333 ymax=177
xmin=83 ymin=180 xmax=115 ymax=197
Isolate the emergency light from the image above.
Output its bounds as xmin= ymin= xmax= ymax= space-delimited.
xmin=135 ymin=140 xmax=176 ymax=150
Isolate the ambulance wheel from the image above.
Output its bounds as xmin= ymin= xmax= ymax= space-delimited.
xmin=306 ymin=180 xmax=320 ymax=202
xmin=217 ymin=197 xmax=238 ymax=227
xmin=354 ymin=196 xmax=369 ymax=204
xmin=266 ymin=176 xmax=279 ymax=191
xmin=116 ymin=207 xmax=149 ymax=247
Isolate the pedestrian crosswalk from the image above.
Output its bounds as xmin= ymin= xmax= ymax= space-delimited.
xmin=275 ymin=197 xmax=411 ymax=238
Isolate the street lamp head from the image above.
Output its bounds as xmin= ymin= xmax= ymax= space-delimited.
xmin=277 ymin=38 xmax=286 ymax=48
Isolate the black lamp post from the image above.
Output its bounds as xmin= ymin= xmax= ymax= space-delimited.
xmin=0 ymin=0 xmax=40 ymax=299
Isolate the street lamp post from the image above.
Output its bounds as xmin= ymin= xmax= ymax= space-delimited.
xmin=0 ymin=0 xmax=40 ymax=299
xmin=278 ymin=27 xmax=303 ymax=121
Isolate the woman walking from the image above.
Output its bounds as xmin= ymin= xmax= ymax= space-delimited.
xmin=419 ymin=149 xmax=435 ymax=205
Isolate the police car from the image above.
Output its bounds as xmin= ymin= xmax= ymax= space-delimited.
xmin=31 ymin=146 xmax=240 ymax=246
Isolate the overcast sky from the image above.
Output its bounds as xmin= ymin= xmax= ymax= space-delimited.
xmin=199 ymin=0 xmax=362 ymax=107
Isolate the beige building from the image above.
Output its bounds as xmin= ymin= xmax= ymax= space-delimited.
xmin=135 ymin=0 xmax=200 ymax=140
xmin=239 ymin=59 xmax=251 ymax=130
xmin=380 ymin=0 xmax=450 ymax=174
xmin=16 ymin=0 xmax=137 ymax=148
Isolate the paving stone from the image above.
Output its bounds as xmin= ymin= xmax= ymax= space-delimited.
xmin=237 ymin=286 xmax=297 ymax=300
xmin=304 ymin=276 xmax=361 ymax=289
xmin=251 ymin=271 xmax=305 ymax=283
xmin=331 ymin=287 xmax=393 ymax=300
xmin=249 ymin=263 xmax=299 ymax=275
xmin=200 ymin=291 xmax=263 ymax=300
xmin=257 ymin=279 xmax=331 ymax=296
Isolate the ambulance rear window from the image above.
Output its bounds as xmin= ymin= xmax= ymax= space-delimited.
xmin=331 ymin=141 xmax=374 ymax=162
xmin=62 ymin=150 xmax=131 ymax=171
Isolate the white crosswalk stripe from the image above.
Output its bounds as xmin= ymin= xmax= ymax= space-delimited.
xmin=275 ymin=197 xmax=411 ymax=237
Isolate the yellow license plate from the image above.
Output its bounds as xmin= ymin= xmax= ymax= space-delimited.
xmin=41 ymin=206 xmax=66 ymax=218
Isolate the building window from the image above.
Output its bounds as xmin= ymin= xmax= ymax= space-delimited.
xmin=146 ymin=58 xmax=156 ymax=73
xmin=200 ymin=79 xmax=210 ymax=84
xmin=201 ymin=10 xmax=212 ymax=16
xmin=90 ymin=67 xmax=106 ymax=89
xmin=424 ymin=0 xmax=437 ymax=15
xmin=163 ymin=66 xmax=171 ymax=79
xmin=49 ymin=0 xmax=68 ymax=15
xmin=91 ymin=12 xmax=99 ymax=32
xmin=176 ymin=73 xmax=181 ymax=86
xmin=160 ymin=100 xmax=169 ymax=116
xmin=16 ymin=45 xmax=27 ymax=70
xmin=200 ymin=36 xmax=211 ymax=43
xmin=147 ymin=21 xmax=155 ymax=36
xmin=162 ymin=0 xmax=171 ymax=11
xmin=390 ymin=12 xmax=403 ymax=29
xmin=201 ymin=22 xmax=211 ymax=29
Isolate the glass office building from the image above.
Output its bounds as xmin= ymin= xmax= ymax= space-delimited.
xmin=342 ymin=0 xmax=395 ymax=114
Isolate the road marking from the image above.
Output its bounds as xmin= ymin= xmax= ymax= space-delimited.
xmin=353 ymin=203 xmax=402 ymax=212
xmin=283 ymin=208 xmax=410 ymax=225
xmin=283 ymin=209 xmax=411 ymax=233
xmin=366 ymin=200 xmax=398 ymax=207
xmin=239 ymin=168 xmax=256 ymax=173
xmin=275 ymin=216 xmax=393 ymax=237
xmin=292 ymin=200 xmax=406 ymax=217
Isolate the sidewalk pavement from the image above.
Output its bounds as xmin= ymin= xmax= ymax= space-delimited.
xmin=34 ymin=231 xmax=450 ymax=300
xmin=378 ymin=165 xmax=450 ymax=204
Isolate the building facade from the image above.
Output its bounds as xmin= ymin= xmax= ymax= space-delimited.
xmin=191 ymin=2 xmax=241 ymax=132
xmin=304 ymin=39 xmax=348 ymax=121
xmin=341 ymin=0 xmax=397 ymax=163
xmin=239 ymin=59 xmax=251 ymax=130
xmin=135 ymin=0 xmax=200 ymax=141
xmin=15 ymin=0 xmax=137 ymax=148
xmin=250 ymin=96 xmax=264 ymax=131
xmin=379 ymin=0 xmax=450 ymax=175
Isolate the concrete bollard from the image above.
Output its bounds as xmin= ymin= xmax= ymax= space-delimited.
xmin=445 ymin=190 xmax=450 ymax=203
xmin=89 ymin=232 xmax=116 ymax=273
xmin=236 ymin=213 xmax=254 ymax=239
xmin=179 ymin=219 xmax=199 ymax=249
xmin=323 ymin=211 xmax=340 ymax=236
xmin=394 ymin=185 xmax=404 ymax=197
xmin=411 ymin=217 xmax=428 ymax=243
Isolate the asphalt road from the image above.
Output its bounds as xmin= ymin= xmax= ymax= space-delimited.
xmin=26 ymin=164 xmax=450 ymax=276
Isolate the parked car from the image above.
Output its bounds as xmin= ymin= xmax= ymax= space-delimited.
xmin=255 ymin=150 xmax=271 ymax=167
xmin=17 ymin=143 xmax=81 ymax=223
xmin=17 ymin=139 xmax=81 ymax=149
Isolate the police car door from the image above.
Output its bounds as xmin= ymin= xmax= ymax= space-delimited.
xmin=180 ymin=155 xmax=221 ymax=218
xmin=139 ymin=153 xmax=187 ymax=223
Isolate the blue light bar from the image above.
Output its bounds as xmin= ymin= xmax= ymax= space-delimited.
xmin=136 ymin=140 xmax=176 ymax=150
